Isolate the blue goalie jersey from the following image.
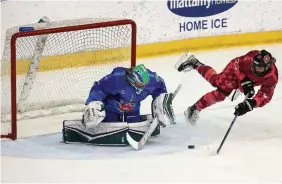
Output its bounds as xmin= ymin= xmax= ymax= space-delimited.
xmin=85 ymin=67 xmax=167 ymax=122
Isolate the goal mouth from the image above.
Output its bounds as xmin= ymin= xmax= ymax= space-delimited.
xmin=1 ymin=17 xmax=137 ymax=140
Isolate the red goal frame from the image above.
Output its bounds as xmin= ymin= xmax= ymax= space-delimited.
xmin=1 ymin=19 xmax=137 ymax=140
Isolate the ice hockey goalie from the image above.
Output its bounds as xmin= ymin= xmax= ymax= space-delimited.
xmin=62 ymin=64 xmax=175 ymax=145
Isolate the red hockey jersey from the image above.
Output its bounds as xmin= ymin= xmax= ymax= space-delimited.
xmin=217 ymin=50 xmax=278 ymax=107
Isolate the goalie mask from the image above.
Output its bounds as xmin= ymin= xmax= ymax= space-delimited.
xmin=127 ymin=64 xmax=150 ymax=94
xmin=252 ymin=50 xmax=275 ymax=76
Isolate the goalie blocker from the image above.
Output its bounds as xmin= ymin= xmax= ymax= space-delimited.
xmin=62 ymin=114 xmax=161 ymax=145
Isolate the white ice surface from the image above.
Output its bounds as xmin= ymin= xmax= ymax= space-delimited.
xmin=1 ymin=44 xmax=282 ymax=183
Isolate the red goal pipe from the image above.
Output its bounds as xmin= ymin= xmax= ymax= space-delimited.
xmin=4 ymin=19 xmax=136 ymax=140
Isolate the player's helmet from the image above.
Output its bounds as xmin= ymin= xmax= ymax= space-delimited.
xmin=252 ymin=50 xmax=274 ymax=76
xmin=127 ymin=64 xmax=150 ymax=94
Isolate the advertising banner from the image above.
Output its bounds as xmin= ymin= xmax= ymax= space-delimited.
xmin=1 ymin=0 xmax=282 ymax=47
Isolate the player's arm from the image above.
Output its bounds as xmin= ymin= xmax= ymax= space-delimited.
xmin=150 ymin=74 xmax=168 ymax=99
xmin=84 ymin=73 xmax=119 ymax=126
xmin=235 ymin=74 xmax=278 ymax=116
xmin=234 ymin=83 xmax=277 ymax=116
xmin=85 ymin=74 xmax=118 ymax=105
xmin=253 ymin=83 xmax=277 ymax=107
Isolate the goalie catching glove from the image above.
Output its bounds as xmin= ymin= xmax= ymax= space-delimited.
xmin=151 ymin=93 xmax=175 ymax=127
xmin=83 ymin=101 xmax=105 ymax=127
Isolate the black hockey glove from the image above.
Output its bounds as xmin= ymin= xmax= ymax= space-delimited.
xmin=234 ymin=99 xmax=256 ymax=116
xmin=240 ymin=77 xmax=255 ymax=98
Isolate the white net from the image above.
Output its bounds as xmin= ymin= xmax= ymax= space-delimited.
xmin=1 ymin=17 xmax=135 ymax=137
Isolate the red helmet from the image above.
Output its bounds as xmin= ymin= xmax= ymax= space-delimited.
xmin=252 ymin=50 xmax=275 ymax=76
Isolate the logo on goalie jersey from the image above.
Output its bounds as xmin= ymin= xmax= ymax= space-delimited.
xmin=118 ymin=97 xmax=135 ymax=112
xmin=167 ymin=0 xmax=238 ymax=17
xmin=119 ymin=103 xmax=134 ymax=111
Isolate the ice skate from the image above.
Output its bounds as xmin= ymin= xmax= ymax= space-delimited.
xmin=175 ymin=52 xmax=202 ymax=72
xmin=184 ymin=104 xmax=200 ymax=125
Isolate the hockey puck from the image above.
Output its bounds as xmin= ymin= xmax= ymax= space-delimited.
xmin=188 ymin=145 xmax=195 ymax=149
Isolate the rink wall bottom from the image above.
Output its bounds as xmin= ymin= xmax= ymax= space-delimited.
xmin=13 ymin=30 xmax=282 ymax=75
xmin=138 ymin=30 xmax=282 ymax=58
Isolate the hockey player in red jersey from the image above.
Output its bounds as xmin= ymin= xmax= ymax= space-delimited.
xmin=175 ymin=50 xmax=278 ymax=125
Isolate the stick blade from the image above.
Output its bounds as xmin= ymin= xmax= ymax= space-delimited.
xmin=127 ymin=118 xmax=159 ymax=151
xmin=126 ymin=132 xmax=140 ymax=150
xmin=205 ymin=145 xmax=218 ymax=156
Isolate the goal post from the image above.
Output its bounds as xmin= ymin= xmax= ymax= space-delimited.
xmin=1 ymin=18 xmax=137 ymax=140
xmin=17 ymin=16 xmax=52 ymax=112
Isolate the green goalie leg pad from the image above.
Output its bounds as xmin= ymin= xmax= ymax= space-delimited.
xmin=62 ymin=120 xmax=158 ymax=146
xmin=151 ymin=123 xmax=160 ymax=136
xmin=63 ymin=126 xmax=128 ymax=145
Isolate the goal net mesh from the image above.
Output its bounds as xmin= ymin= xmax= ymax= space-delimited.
xmin=1 ymin=18 xmax=136 ymax=138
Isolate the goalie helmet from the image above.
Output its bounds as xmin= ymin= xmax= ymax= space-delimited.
xmin=127 ymin=64 xmax=150 ymax=94
xmin=252 ymin=50 xmax=275 ymax=76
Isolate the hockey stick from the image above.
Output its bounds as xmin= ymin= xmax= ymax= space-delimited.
xmin=216 ymin=93 xmax=251 ymax=155
xmin=126 ymin=84 xmax=182 ymax=150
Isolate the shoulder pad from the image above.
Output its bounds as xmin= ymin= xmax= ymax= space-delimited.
xmin=110 ymin=67 xmax=127 ymax=77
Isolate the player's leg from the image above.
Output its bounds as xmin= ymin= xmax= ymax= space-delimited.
xmin=185 ymin=68 xmax=236 ymax=125
xmin=64 ymin=110 xmax=127 ymax=145
xmin=195 ymin=65 xmax=218 ymax=86
xmin=62 ymin=119 xmax=128 ymax=145
xmin=175 ymin=52 xmax=218 ymax=86
xmin=185 ymin=89 xmax=227 ymax=125
xmin=103 ymin=110 xmax=122 ymax=122
xmin=197 ymin=57 xmax=242 ymax=89
xmin=125 ymin=109 xmax=142 ymax=123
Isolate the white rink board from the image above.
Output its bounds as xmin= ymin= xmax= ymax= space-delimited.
xmin=1 ymin=1 xmax=282 ymax=51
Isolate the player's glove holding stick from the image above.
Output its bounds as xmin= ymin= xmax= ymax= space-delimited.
xmin=240 ymin=77 xmax=255 ymax=98
xmin=235 ymin=77 xmax=256 ymax=116
xmin=234 ymin=98 xmax=256 ymax=116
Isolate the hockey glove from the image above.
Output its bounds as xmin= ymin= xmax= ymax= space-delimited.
xmin=151 ymin=93 xmax=174 ymax=127
xmin=240 ymin=77 xmax=255 ymax=98
xmin=234 ymin=99 xmax=256 ymax=116
xmin=83 ymin=101 xmax=105 ymax=127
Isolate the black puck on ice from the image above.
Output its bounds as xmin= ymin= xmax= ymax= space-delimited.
xmin=188 ymin=145 xmax=195 ymax=149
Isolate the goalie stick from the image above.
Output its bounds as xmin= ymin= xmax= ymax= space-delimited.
xmin=126 ymin=84 xmax=182 ymax=150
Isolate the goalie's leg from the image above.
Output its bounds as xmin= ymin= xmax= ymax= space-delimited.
xmin=63 ymin=118 xmax=156 ymax=145
xmin=152 ymin=93 xmax=175 ymax=127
